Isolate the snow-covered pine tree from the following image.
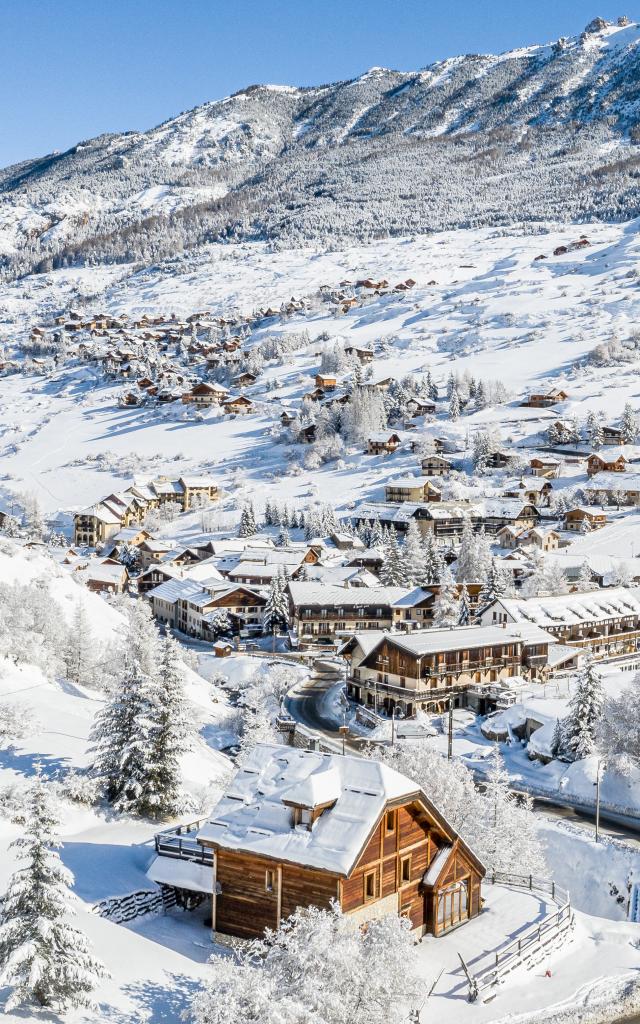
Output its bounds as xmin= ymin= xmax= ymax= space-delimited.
xmin=63 ymin=601 xmax=96 ymax=686
xmin=449 ymin=385 xmax=461 ymax=421
xmin=575 ymin=560 xmax=594 ymax=592
xmin=0 ymin=768 xmax=108 ymax=1011
xmin=421 ymin=532 xmax=444 ymax=585
xmin=458 ymin=584 xmax=472 ymax=625
xmin=90 ymin=601 xmax=165 ymax=815
xmin=432 ymin=569 xmax=460 ymax=627
xmin=621 ymin=402 xmax=638 ymax=444
xmin=402 ymin=519 xmax=424 ymax=586
xmin=370 ymin=517 xmax=384 ymax=550
xmin=238 ymin=502 xmax=257 ymax=538
xmin=150 ymin=635 xmax=192 ymax=817
xmin=598 ymin=671 xmax=640 ymax=775
xmin=277 ymin=525 xmax=291 ymax=547
xmin=262 ymin=573 xmax=290 ymax=636
xmin=586 ymin=411 xmax=604 ymax=450
xmin=472 ymin=430 xmax=490 ymax=473
xmin=563 ymin=656 xmax=605 ymax=761
xmin=456 ymin=516 xmax=476 ymax=583
xmin=479 ymin=557 xmax=508 ymax=607
xmin=379 ymin=527 xmax=407 ymax=586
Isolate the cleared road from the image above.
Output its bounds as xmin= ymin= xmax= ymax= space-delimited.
xmin=286 ymin=673 xmax=640 ymax=845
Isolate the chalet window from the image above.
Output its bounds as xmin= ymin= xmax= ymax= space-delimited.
xmin=265 ymin=870 xmax=275 ymax=892
xmin=364 ymin=870 xmax=376 ymax=902
xmin=401 ymin=856 xmax=411 ymax=884
xmin=385 ymin=810 xmax=396 ymax=834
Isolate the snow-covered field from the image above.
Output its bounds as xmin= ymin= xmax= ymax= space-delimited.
xmin=2 ymin=219 xmax=640 ymax=516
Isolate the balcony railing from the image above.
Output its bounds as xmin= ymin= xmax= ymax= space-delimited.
xmin=154 ymin=818 xmax=212 ymax=865
xmin=349 ymin=677 xmax=462 ymax=700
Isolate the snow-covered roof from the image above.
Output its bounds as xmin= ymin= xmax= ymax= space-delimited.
xmin=489 ymin=587 xmax=640 ymax=629
xmin=196 ymin=743 xmax=422 ymax=875
xmin=283 ymin=765 xmax=342 ymax=808
xmin=585 ymin=472 xmax=640 ymax=489
xmin=147 ymin=856 xmax=216 ymax=894
xmin=385 ymin=476 xmax=435 ymax=489
xmin=148 ymin=578 xmax=205 ymax=603
xmin=288 ymin=582 xmax=412 ymax=607
xmin=356 ymin=623 xmax=555 ymax=656
xmin=83 ymin=561 xmax=127 ymax=584
xmin=78 ymin=504 xmax=122 ymax=525
xmin=423 ymin=844 xmax=452 ymax=887
xmin=305 ymin=565 xmax=380 ymax=588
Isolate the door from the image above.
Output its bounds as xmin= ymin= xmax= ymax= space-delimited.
xmin=436 ymin=879 xmax=469 ymax=933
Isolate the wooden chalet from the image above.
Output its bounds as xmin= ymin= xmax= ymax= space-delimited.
xmin=182 ymin=381 xmax=228 ymax=406
xmin=481 ymin=587 xmax=640 ymax=658
xmin=287 ymin=582 xmax=434 ymax=642
xmin=420 ymin=454 xmax=452 ymax=476
xmin=587 ymin=450 xmax=629 ymax=476
xmin=529 ymin=457 xmax=560 ymax=479
xmin=223 ymin=395 xmax=254 ymax=415
xmin=232 ymin=371 xmax=258 ymax=387
xmin=344 ymin=345 xmax=374 ymax=364
xmin=315 ymin=373 xmax=337 ymax=391
xmin=584 ymin=472 xmax=640 ymax=507
xmin=385 ymin=476 xmax=442 ymax=503
xmin=564 ymin=507 xmax=608 ymax=532
xmin=367 ymin=431 xmax=402 ymax=455
xmin=341 ymin=625 xmax=552 ymax=717
xmin=521 ymin=387 xmax=568 ymax=408
xmin=149 ymin=744 xmax=485 ymax=939
xmin=602 ymin=425 xmax=625 ymax=446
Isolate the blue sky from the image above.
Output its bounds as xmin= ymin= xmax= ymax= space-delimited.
xmin=0 ymin=1 xmax=633 ymax=167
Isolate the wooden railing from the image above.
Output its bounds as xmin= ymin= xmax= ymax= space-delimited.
xmin=154 ymin=818 xmax=213 ymax=864
xmin=462 ymin=871 xmax=573 ymax=1002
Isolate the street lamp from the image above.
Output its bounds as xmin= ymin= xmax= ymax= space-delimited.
xmin=594 ymin=757 xmax=605 ymax=843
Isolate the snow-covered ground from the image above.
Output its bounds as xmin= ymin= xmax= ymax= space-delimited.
xmin=2 ymin=219 xmax=640 ymax=516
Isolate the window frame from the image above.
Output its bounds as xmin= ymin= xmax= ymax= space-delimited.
xmin=385 ymin=810 xmax=396 ymax=835
xmin=265 ymin=869 xmax=275 ymax=893
xmin=363 ymin=870 xmax=377 ymax=902
xmin=400 ymin=855 xmax=412 ymax=885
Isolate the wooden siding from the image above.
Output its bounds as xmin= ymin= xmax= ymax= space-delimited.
xmin=280 ymin=864 xmax=339 ymax=922
xmin=216 ymin=849 xmax=278 ymax=938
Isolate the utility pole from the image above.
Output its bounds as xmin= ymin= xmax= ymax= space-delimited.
xmin=595 ymin=758 xmax=603 ymax=843
xmin=447 ymin=695 xmax=454 ymax=761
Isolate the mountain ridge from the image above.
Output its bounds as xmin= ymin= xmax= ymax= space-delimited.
xmin=2 ymin=15 xmax=640 ymax=279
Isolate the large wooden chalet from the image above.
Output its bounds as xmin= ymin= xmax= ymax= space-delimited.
xmin=340 ymin=625 xmax=553 ymax=717
xmin=148 ymin=744 xmax=485 ymax=940
xmin=480 ymin=587 xmax=640 ymax=658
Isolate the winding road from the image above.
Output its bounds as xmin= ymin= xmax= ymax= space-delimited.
xmin=285 ymin=667 xmax=640 ymax=847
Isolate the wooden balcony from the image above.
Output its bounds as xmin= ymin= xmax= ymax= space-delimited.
xmin=154 ymin=818 xmax=212 ymax=865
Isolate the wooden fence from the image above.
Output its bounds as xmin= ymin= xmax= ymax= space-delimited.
xmin=92 ymin=887 xmax=176 ymax=925
xmin=463 ymin=871 xmax=574 ymax=1002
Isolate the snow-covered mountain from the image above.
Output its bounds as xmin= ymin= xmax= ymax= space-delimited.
xmin=4 ymin=15 xmax=640 ymax=277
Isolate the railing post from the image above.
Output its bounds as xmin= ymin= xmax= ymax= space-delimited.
xmin=529 ymin=874 xmax=533 ymax=890
xmin=552 ymin=881 xmax=555 ymax=900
